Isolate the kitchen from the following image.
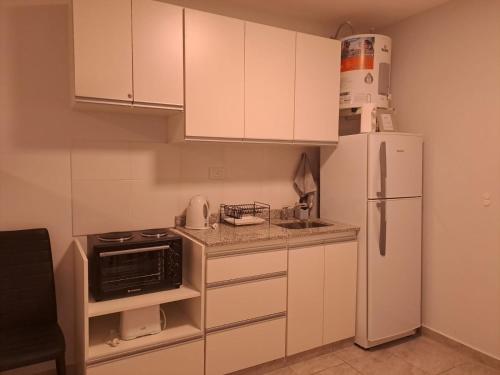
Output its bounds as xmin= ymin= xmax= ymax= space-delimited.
xmin=0 ymin=0 xmax=499 ymax=375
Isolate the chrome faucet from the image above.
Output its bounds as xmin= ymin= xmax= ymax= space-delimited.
xmin=280 ymin=206 xmax=291 ymax=220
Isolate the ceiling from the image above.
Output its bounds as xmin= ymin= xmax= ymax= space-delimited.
xmin=166 ymin=0 xmax=450 ymax=36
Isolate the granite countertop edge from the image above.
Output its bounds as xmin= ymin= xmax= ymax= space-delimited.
xmin=174 ymin=218 xmax=360 ymax=250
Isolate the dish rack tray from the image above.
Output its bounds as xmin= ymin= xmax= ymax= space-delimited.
xmin=220 ymin=202 xmax=270 ymax=225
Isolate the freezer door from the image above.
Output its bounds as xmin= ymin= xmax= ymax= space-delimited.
xmin=367 ymin=197 xmax=422 ymax=342
xmin=368 ymin=133 xmax=423 ymax=199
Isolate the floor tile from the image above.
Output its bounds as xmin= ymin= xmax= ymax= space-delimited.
xmin=388 ymin=336 xmax=470 ymax=374
xmin=316 ymin=363 xmax=361 ymax=374
xmin=290 ymin=352 xmax=344 ymax=374
xmin=264 ymin=367 xmax=297 ymax=375
xmin=334 ymin=344 xmax=390 ymax=362
xmin=440 ymin=362 xmax=500 ymax=375
xmin=348 ymin=353 xmax=429 ymax=375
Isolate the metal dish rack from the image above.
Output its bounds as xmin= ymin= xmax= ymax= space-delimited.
xmin=219 ymin=202 xmax=271 ymax=225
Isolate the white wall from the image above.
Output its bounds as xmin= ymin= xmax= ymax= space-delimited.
xmin=0 ymin=1 xmax=318 ymax=373
xmin=71 ymin=140 xmax=317 ymax=235
xmin=383 ymin=0 xmax=500 ymax=359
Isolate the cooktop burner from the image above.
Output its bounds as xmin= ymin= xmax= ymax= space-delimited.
xmin=140 ymin=228 xmax=168 ymax=238
xmin=97 ymin=231 xmax=134 ymax=242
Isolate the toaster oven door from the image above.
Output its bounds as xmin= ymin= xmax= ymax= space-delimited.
xmin=98 ymin=245 xmax=167 ymax=296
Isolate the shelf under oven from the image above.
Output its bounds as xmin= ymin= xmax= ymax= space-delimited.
xmin=88 ymin=302 xmax=202 ymax=363
xmin=88 ymin=283 xmax=201 ymax=318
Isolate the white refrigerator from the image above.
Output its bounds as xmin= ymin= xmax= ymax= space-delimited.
xmin=320 ymin=132 xmax=423 ymax=348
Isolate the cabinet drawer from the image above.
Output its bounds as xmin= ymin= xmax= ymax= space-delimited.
xmin=207 ymin=249 xmax=287 ymax=283
xmin=87 ymin=339 xmax=204 ymax=375
xmin=207 ymin=276 xmax=287 ymax=328
xmin=206 ymin=317 xmax=286 ymax=375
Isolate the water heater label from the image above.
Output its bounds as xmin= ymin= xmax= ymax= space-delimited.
xmin=341 ymin=36 xmax=375 ymax=72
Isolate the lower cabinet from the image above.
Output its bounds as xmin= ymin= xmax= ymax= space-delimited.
xmin=206 ymin=276 xmax=287 ymax=328
xmin=287 ymin=245 xmax=324 ymax=355
xmin=87 ymin=339 xmax=204 ymax=375
xmin=323 ymin=241 xmax=358 ymax=344
xmin=287 ymin=241 xmax=358 ymax=356
xmin=206 ymin=317 xmax=286 ymax=375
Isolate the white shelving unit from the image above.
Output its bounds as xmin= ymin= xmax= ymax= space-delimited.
xmin=74 ymin=238 xmax=205 ymax=374
xmin=88 ymin=302 xmax=201 ymax=361
xmin=88 ymin=284 xmax=200 ymax=317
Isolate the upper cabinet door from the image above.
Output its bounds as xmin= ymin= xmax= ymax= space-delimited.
xmin=132 ymin=0 xmax=183 ymax=107
xmin=185 ymin=10 xmax=245 ymax=139
xmin=294 ymin=33 xmax=340 ymax=143
xmin=244 ymin=23 xmax=295 ymax=141
xmin=73 ymin=0 xmax=133 ymax=102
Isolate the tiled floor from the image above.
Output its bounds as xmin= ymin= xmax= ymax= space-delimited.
xmin=263 ymin=336 xmax=500 ymax=375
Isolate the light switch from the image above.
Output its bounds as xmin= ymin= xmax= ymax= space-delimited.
xmin=209 ymin=166 xmax=225 ymax=180
xmin=482 ymin=192 xmax=491 ymax=207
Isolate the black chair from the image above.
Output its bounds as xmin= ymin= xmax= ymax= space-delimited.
xmin=0 ymin=228 xmax=66 ymax=375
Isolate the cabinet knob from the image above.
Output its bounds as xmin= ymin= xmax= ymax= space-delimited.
xmin=127 ymin=93 xmax=132 ymax=99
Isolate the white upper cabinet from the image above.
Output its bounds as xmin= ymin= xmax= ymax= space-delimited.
xmin=73 ymin=0 xmax=133 ymax=102
xmin=244 ymin=23 xmax=296 ymax=141
xmin=294 ymin=33 xmax=340 ymax=143
xmin=132 ymin=0 xmax=183 ymax=107
xmin=72 ymin=0 xmax=183 ymax=107
xmin=184 ymin=9 xmax=245 ymax=139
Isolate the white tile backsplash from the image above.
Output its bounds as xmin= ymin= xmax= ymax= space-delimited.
xmin=72 ymin=179 xmax=134 ymax=234
xmin=71 ymin=141 xmax=318 ymax=235
xmin=71 ymin=140 xmax=132 ymax=180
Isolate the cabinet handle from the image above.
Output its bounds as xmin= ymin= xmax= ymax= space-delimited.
xmin=377 ymin=141 xmax=387 ymax=198
xmin=377 ymin=201 xmax=387 ymax=256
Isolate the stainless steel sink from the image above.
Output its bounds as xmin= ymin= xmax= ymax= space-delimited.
xmin=275 ymin=221 xmax=333 ymax=230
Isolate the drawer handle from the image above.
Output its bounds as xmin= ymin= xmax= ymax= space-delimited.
xmin=207 ymin=245 xmax=286 ymax=259
xmin=288 ymin=233 xmax=357 ymax=249
xmin=206 ymin=271 xmax=287 ymax=289
xmin=206 ymin=312 xmax=286 ymax=334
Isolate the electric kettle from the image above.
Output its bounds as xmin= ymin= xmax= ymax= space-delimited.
xmin=185 ymin=195 xmax=210 ymax=230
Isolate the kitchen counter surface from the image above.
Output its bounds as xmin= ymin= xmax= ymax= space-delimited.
xmin=175 ymin=218 xmax=359 ymax=249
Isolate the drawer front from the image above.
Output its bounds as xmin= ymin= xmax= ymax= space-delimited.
xmin=87 ymin=339 xmax=204 ymax=375
xmin=207 ymin=249 xmax=287 ymax=283
xmin=206 ymin=317 xmax=286 ymax=375
xmin=207 ymin=276 xmax=287 ymax=328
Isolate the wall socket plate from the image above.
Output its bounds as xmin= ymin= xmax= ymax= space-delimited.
xmin=209 ymin=166 xmax=225 ymax=180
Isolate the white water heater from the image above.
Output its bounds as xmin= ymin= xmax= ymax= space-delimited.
xmin=339 ymin=34 xmax=392 ymax=109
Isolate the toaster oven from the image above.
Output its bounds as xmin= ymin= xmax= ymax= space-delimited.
xmin=88 ymin=229 xmax=182 ymax=301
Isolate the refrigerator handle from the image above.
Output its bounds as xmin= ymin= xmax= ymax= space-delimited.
xmin=377 ymin=141 xmax=387 ymax=198
xmin=377 ymin=201 xmax=387 ymax=256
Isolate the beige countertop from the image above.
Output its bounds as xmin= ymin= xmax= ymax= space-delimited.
xmin=175 ymin=218 xmax=359 ymax=249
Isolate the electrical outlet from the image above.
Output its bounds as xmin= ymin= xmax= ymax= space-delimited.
xmin=209 ymin=166 xmax=225 ymax=180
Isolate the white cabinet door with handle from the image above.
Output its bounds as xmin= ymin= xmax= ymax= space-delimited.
xmin=244 ymin=22 xmax=295 ymax=141
xmin=132 ymin=0 xmax=183 ymax=107
xmin=323 ymin=241 xmax=358 ymax=344
xmin=294 ymin=33 xmax=340 ymax=143
xmin=73 ymin=0 xmax=133 ymax=102
xmin=185 ymin=9 xmax=245 ymax=139
xmin=287 ymin=245 xmax=324 ymax=355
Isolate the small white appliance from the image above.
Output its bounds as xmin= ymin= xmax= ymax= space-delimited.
xmin=185 ymin=195 xmax=210 ymax=230
xmin=120 ymin=305 xmax=162 ymax=340
xmin=340 ymin=34 xmax=392 ymax=109
xmin=321 ymin=132 xmax=423 ymax=348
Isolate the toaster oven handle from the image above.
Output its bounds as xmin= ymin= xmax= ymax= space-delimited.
xmin=99 ymin=245 xmax=170 ymax=257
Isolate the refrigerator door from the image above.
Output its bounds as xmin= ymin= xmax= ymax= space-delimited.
xmin=367 ymin=197 xmax=422 ymax=342
xmin=368 ymin=133 xmax=423 ymax=199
